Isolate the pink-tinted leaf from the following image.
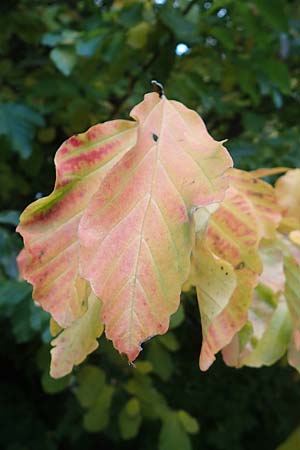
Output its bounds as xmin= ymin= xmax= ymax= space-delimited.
xmin=50 ymin=292 xmax=103 ymax=378
xmin=259 ymin=245 xmax=285 ymax=293
xmin=284 ymin=255 xmax=300 ymax=351
xmin=195 ymin=168 xmax=282 ymax=370
xmin=275 ymin=169 xmax=300 ymax=232
xmin=17 ymin=120 xmax=137 ymax=327
xmin=195 ymin=184 xmax=262 ymax=369
xmin=228 ymin=168 xmax=282 ymax=240
xmin=222 ymin=284 xmax=279 ymax=367
xmin=79 ymin=92 xmax=232 ymax=361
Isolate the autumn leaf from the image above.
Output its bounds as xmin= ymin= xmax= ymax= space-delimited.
xmin=228 ymin=168 xmax=281 ymax=240
xmin=79 ymin=92 xmax=232 ymax=362
xmin=275 ymin=169 xmax=300 ymax=232
xmin=192 ymin=168 xmax=281 ymax=370
xmin=17 ymin=120 xmax=137 ymax=327
xmin=50 ymin=292 xmax=103 ymax=378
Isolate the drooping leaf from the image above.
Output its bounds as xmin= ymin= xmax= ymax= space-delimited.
xmin=194 ymin=184 xmax=262 ymax=369
xmin=192 ymin=168 xmax=281 ymax=369
xmin=192 ymin=238 xmax=237 ymax=369
xmin=17 ymin=120 xmax=137 ymax=328
xmin=79 ymin=92 xmax=232 ymax=362
xmin=50 ymin=292 xmax=103 ymax=378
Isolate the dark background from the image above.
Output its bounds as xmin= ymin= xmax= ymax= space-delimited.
xmin=0 ymin=1 xmax=300 ymax=449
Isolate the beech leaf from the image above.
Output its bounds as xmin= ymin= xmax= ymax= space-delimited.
xmin=17 ymin=120 xmax=137 ymax=327
xmin=193 ymin=183 xmax=262 ymax=369
xmin=50 ymin=292 xmax=103 ymax=378
xmin=79 ymin=92 xmax=232 ymax=362
xmin=275 ymin=169 xmax=300 ymax=232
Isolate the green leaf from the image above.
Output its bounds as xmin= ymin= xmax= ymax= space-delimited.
xmin=159 ymin=6 xmax=199 ymax=43
xmin=0 ymin=210 xmax=20 ymax=226
xmin=169 ymin=304 xmax=184 ymax=329
xmin=177 ymin=410 xmax=199 ymax=435
xmin=127 ymin=21 xmax=150 ymax=49
xmin=83 ymin=385 xmax=114 ymax=432
xmin=118 ymin=400 xmax=142 ymax=440
xmin=277 ymin=428 xmax=300 ymax=450
xmin=147 ymin=340 xmax=174 ymax=382
xmin=242 ymin=300 xmax=293 ymax=367
xmin=125 ymin=397 xmax=140 ymax=417
xmin=159 ymin=412 xmax=192 ymax=450
xmin=262 ymin=59 xmax=290 ymax=93
xmin=75 ymin=365 xmax=106 ymax=408
xmin=0 ymin=280 xmax=31 ymax=311
xmin=158 ymin=332 xmax=180 ymax=352
xmin=253 ymin=0 xmax=288 ymax=31
xmin=0 ymin=102 xmax=44 ymax=158
xmin=41 ymin=371 xmax=70 ymax=394
xmin=50 ymin=48 xmax=77 ymax=76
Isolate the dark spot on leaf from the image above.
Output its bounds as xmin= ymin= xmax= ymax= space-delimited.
xmin=235 ymin=261 xmax=245 ymax=270
xmin=252 ymin=178 xmax=258 ymax=184
xmin=225 ymin=272 xmax=228 ymax=275
xmin=152 ymin=133 xmax=159 ymax=142
xmin=221 ymin=266 xmax=224 ymax=270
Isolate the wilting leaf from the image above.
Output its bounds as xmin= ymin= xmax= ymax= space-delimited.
xmin=50 ymin=292 xmax=103 ymax=378
xmin=79 ymin=92 xmax=232 ymax=361
xmin=192 ymin=238 xmax=237 ymax=369
xmin=17 ymin=120 xmax=137 ymax=328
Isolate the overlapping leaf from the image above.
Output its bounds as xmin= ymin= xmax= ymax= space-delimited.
xmin=222 ymin=220 xmax=300 ymax=371
xmin=51 ymin=292 xmax=103 ymax=378
xmin=192 ymin=169 xmax=281 ymax=370
xmin=17 ymin=120 xmax=137 ymax=327
xmin=275 ymin=168 xmax=300 ymax=232
xmin=79 ymin=92 xmax=232 ymax=361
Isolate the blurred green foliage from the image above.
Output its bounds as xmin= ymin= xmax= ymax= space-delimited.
xmin=0 ymin=0 xmax=300 ymax=449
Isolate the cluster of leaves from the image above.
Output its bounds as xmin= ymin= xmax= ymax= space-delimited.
xmin=1 ymin=1 xmax=300 ymax=449
xmin=17 ymin=91 xmax=300 ymax=382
